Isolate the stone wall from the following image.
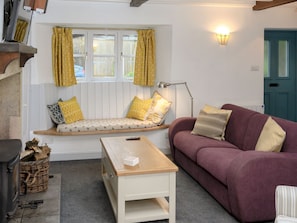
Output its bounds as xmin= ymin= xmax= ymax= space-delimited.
xmin=0 ymin=60 xmax=21 ymax=139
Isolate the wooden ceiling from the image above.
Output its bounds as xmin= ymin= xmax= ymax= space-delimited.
xmin=130 ymin=0 xmax=297 ymax=9
xmin=253 ymin=0 xmax=297 ymax=10
xmin=130 ymin=0 xmax=148 ymax=6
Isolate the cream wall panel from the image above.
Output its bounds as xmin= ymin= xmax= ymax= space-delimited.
xmin=95 ymin=84 xmax=103 ymax=118
xmin=109 ymin=83 xmax=118 ymax=118
xmin=116 ymin=82 xmax=125 ymax=118
xmin=29 ymin=82 xmax=155 ymax=132
xmin=102 ymin=83 xmax=110 ymax=118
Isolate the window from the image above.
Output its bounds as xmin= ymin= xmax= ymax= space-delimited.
xmin=264 ymin=39 xmax=290 ymax=78
xmin=278 ymin=40 xmax=289 ymax=78
xmin=72 ymin=29 xmax=137 ymax=82
xmin=264 ymin=40 xmax=270 ymax=78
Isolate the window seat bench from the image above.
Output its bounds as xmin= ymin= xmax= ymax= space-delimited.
xmin=32 ymin=118 xmax=170 ymax=161
xmin=33 ymin=118 xmax=169 ymax=136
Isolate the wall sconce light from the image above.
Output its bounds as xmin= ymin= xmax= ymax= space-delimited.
xmin=216 ymin=26 xmax=230 ymax=46
xmin=157 ymin=81 xmax=194 ymax=117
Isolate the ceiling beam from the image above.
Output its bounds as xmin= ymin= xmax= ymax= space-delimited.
xmin=253 ymin=0 xmax=297 ymax=10
xmin=130 ymin=0 xmax=148 ymax=7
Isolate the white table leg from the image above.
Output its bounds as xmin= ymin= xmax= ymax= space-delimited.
xmin=169 ymin=172 xmax=176 ymax=223
xmin=117 ymin=177 xmax=125 ymax=223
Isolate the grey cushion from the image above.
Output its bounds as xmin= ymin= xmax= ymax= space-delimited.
xmin=47 ymin=100 xmax=65 ymax=124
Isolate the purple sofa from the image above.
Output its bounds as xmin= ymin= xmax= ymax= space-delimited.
xmin=168 ymin=104 xmax=297 ymax=222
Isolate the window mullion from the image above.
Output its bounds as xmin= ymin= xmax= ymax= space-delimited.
xmin=88 ymin=31 xmax=96 ymax=82
xmin=117 ymin=31 xmax=123 ymax=82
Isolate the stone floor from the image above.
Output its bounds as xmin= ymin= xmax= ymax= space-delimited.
xmin=8 ymin=174 xmax=61 ymax=223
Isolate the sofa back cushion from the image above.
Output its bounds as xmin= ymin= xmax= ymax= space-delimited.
xmin=221 ymin=104 xmax=258 ymax=150
xmin=242 ymin=113 xmax=269 ymax=151
xmin=222 ymin=104 xmax=297 ymax=153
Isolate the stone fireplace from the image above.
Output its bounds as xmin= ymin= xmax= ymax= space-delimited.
xmin=0 ymin=43 xmax=36 ymax=222
xmin=0 ymin=60 xmax=22 ymax=139
xmin=0 ymin=42 xmax=37 ymax=139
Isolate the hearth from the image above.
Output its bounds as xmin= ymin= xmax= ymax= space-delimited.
xmin=0 ymin=139 xmax=22 ymax=223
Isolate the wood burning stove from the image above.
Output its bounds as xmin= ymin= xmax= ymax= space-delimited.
xmin=0 ymin=139 xmax=21 ymax=223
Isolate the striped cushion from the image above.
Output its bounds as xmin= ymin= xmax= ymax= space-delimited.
xmin=191 ymin=105 xmax=232 ymax=140
xmin=275 ymin=215 xmax=297 ymax=223
xmin=275 ymin=186 xmax=297 ymax=220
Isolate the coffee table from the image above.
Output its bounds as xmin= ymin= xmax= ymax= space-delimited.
xmin=100 ymin=136 xmax=178 ymax=223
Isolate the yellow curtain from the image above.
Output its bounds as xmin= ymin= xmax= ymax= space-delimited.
xmin=52 ymin=27 xmax=77 ymax=87
xmin=133 ymin=29 xmax=156 ymax=87
xmin=14 ymin=19 xmax=28 ymax=42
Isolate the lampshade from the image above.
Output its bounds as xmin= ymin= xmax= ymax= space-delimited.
xmin=157 ymin=81 xmax=171 ymax=88
xmin=157 ymin=81 xmax=194 ymax=117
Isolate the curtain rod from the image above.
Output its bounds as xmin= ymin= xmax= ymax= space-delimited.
xmin=63 ymin=27 xmax=154 ymax=31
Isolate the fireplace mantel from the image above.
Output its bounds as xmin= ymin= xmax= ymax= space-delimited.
xmin=0 ymin=42 xmax=37 ymax=74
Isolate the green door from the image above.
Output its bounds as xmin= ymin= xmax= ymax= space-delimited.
xmin=264 ymin=31 xmax=296 ymax=121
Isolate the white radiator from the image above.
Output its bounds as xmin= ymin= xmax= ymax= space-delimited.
xmin=243 ymin=104 xmax=264 ymax=113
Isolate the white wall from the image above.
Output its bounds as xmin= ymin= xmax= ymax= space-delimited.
xmin=21 ymin=1 xmax=297 ymax=159
xmin=28 ymin=1 xmax=297 ymax=113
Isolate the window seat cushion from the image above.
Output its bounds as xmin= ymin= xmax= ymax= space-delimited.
xmin=33 ymin=118 xmax=169 ymax=136
xmin=57 ymin=118 xmax=158 ymax=133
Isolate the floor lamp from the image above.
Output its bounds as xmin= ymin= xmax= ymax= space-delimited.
xmin=157 ymin=81 xmax=194 ymax=117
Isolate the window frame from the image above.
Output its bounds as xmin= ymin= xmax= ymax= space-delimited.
xmin=72 ymin=29 xmax=137 ymax=83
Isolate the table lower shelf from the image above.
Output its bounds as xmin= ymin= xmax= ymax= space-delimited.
xmin=102 ymin=173 xmax=170 ymax=222
xmin=126 ymin=198 xmax=169 ymax=222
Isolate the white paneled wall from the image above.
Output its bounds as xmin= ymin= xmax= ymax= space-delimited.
xmin=56 ymin=82 xmax=152 ymax=119
xmin=28 ymin=82 xmax=173 ymax=161
xmin=29 ymin=82 xmax=154 ymax=132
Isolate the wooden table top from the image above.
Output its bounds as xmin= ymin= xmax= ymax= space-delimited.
xmin=100 ymin=136 xmax=178 ymax=176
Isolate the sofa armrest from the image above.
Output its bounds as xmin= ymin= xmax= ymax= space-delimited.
xmin=227 ymin=151 xmax=297 ymax=222
xmin=275 ymin=185 xmax=297 ymax=219
xmin=168 ymin=117 xmax=196 ymax=160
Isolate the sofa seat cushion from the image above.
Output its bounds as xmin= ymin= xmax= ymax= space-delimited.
xmin=173 ymin=130 xmax=238 ymax=163
xmin=197 ymin=147 xmax=242 ymax=185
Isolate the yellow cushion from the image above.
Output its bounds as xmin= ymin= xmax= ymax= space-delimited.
xmin=126 ymin=96 xmax=153 ymax=121
xmin=255 ymin=116 xmax=286 ymax=152
xmin=191 ymin=104 xmax=232 ymax=140
xmin=58 ymin=96 xmax=84 ymax=124
xmin=147 ymin=91 xmax=171 ymax=125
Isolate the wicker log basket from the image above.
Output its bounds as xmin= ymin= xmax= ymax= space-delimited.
xmin=20 ymin=138 xmax=51 ymax=194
